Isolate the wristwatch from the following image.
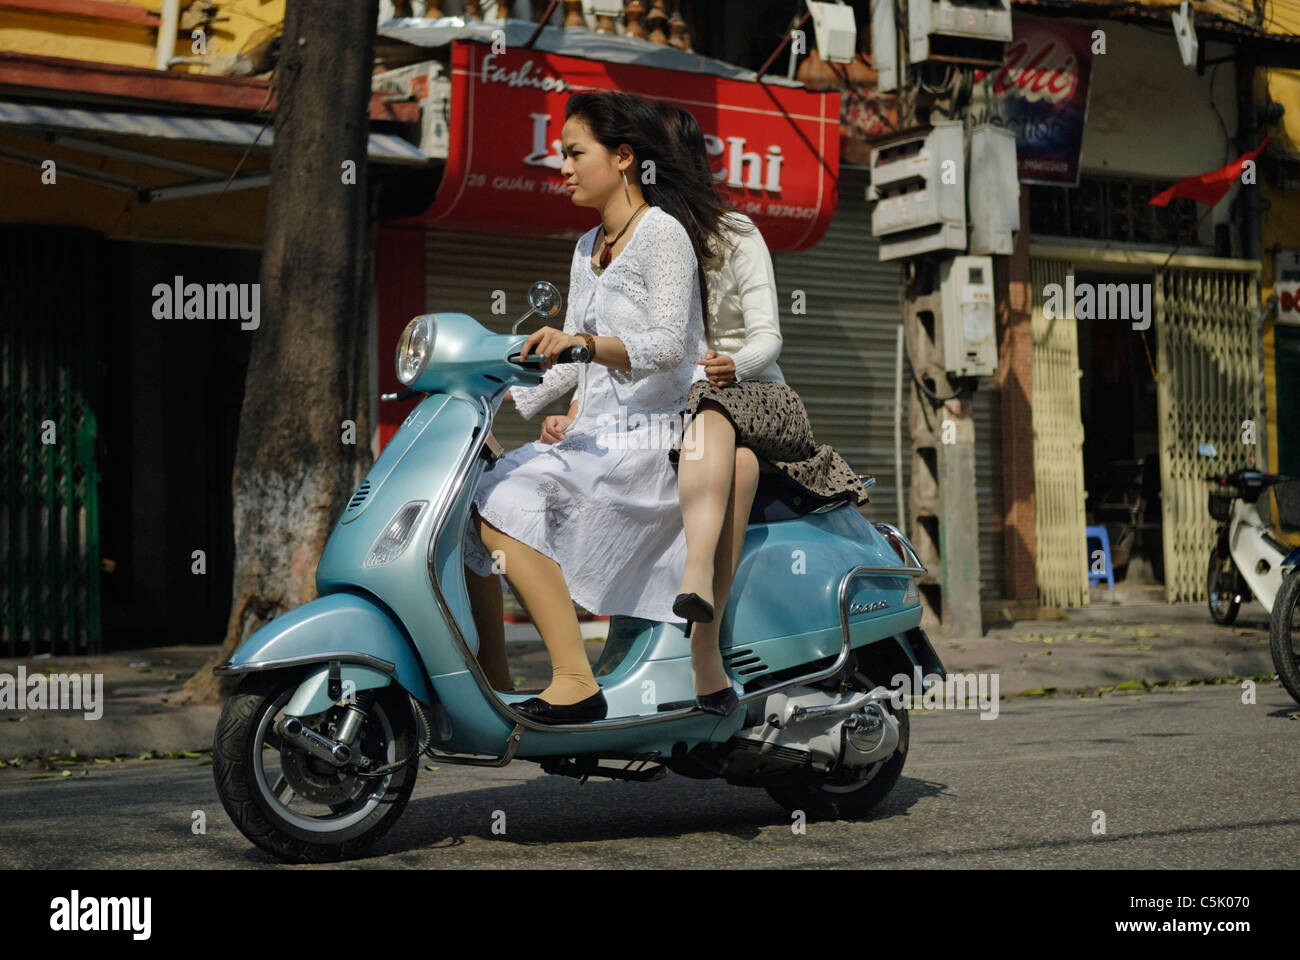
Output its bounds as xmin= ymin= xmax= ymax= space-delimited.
xmin=576 ymin=332 xmax=596 ymax=363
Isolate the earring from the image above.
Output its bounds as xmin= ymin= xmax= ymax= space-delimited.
xmin=622 ymin=170 xmax=631 ymax=204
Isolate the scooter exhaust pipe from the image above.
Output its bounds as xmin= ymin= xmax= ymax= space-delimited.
xmin=278 ymin=716 xmax=352 ymax=768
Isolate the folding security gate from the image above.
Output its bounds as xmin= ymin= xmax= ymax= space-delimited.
xmin=1155 ymin=266 xmax=1262 ymax=602
xmin=1029 ymin=256 xmax=1090 ymax=607
xmin=1029 ymin=247 xmax=1261 ymax=605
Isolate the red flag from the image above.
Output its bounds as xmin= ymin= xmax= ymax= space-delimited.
xmin=1149 ymin=135 xmax=1272 ymax=207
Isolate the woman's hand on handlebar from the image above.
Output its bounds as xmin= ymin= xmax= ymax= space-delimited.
xmin=520 ymin=326 xmax=583 ymax=370
xmin=539 ymin=414 xmax=573 ymax=444
xmin=699 ymin=349 xmax=736 ymax=385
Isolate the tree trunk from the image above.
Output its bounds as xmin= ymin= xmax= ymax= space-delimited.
xmin=182 ymin=0 xmax=379 ymax=703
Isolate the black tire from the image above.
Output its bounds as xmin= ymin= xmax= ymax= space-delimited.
xmin=1269 ymin=569 xmax=1300 ymax=705
xmin=212 ymin=672 xmax=419 ymax=863
xmin=1207 ymin=545 xmax=1241 ymax=626
xmin=765 ymin=707 xmax=909 ymax=821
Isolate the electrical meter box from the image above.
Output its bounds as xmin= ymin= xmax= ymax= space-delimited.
xmin=908 ymin=0 xmax=1013 ymax=64
xmin=968 ymin=124 xmax=1020 ymax=256
xmin=868 ymin=121 xmax=966 ymax=261
xmin=941 ymin=256 xmax=997 ymax=376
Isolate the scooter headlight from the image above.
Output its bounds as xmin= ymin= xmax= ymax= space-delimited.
xmin=396 ymin=316 xmax=435 ymax=386
xmin=365 ymin=501 xmax=428 ymax=567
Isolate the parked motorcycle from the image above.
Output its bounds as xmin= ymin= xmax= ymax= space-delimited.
xmin=211 ymin=281 xmax=944 ymax=863
xmin=1199 ymin=443 xmax=1297 ymax=627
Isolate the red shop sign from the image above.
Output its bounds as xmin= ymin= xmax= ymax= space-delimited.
xmin=404 ymin=40 xmax=841 ymax=251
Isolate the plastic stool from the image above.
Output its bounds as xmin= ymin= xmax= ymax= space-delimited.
xmin=1085 ymin=525 xmax=1115 ymax=590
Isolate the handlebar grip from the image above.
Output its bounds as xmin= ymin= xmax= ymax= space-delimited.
xmin=510 ymin=346 xmax=588 ymax=367
xmin=557 ymin=345 xmax=589 ymax=364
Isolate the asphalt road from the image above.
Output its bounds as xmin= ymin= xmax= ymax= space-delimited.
xmin=1 ymin=683 xmax=1296 ymax=869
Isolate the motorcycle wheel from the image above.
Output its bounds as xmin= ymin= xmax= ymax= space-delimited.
xmin=1206 ymin=545 xmax=1241 ymax=626
xmin=765 ymin=707 xmax=909 ymax=821
xmin=212 ymin=671 xmax=418 ymax=863
xmin=1269 ymin=569 xmax=1300 ymax=705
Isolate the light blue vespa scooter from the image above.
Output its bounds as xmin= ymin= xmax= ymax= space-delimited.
xmin=212 ymin=281 xmax=945 ymax=863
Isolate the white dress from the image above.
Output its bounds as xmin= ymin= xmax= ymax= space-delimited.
xmin=463 ymin=206 xmax=705 ymax=623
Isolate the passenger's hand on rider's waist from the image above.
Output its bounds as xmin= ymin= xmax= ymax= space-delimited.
xmin=539 ymin=415 xmax=573 ymax=444
xmin=699 ymin=349 xmax=736 ymax=385
xmin=520 ymin=326 xmax=583 ymax=370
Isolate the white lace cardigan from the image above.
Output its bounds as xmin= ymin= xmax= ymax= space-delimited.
xmin=510 ymin=206 xmax=704 ymax=422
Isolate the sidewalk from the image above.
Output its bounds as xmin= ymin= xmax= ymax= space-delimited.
xmin=0 ymin=601 xmax=1280 ymax=760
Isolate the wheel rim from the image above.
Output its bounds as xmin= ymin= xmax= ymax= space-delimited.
xmin=250 ymin=688 xmax=398 ymax=834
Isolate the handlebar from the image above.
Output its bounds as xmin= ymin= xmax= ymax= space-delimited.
xmin=509 ymin=345 xmax=589 ymax=368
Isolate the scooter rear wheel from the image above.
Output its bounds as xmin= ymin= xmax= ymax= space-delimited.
xmin=1269 ymin=569 xmax=1300 ymax=705
xmin=765 ymin=708 xmax=909 ymax=821
xmin=1206 ymin=545 xmax=1241 ymax=626
xmin=213 ymin=671 xmax=419 ymax=863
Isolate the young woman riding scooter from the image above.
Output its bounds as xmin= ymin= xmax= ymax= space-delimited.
xmin=460 ymin=91 xmax=731 ymax=724
xmin=655 ymin=103 xmax=872 ymax=718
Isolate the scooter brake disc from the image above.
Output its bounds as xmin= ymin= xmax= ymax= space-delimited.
xmin=279 ymin=717 xmax=371 ymax=806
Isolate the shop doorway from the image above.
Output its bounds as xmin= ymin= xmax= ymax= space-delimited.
xmin=1075 ymin=269 xmax=1164 ymax=591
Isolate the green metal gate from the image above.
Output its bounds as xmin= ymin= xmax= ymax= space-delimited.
xmin=1 ymin=227 xmax=101 ymax=655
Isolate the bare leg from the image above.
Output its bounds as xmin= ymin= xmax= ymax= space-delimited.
xmin=676 ymin=400 xmax=736 ymax=609
xmin=465 ymin=564 xmax=514 ymax=692
xmin=689 ymin=446 xmax=760 ymax=697
xmin=475 ymin=512 xmax=599 ymax=706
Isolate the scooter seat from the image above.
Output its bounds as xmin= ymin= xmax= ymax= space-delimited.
xmin=747 ymin=455 xmax=837 ymax=524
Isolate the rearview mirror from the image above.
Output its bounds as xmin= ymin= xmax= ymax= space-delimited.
xmin=512 ymin=280 xmax=563 ymax=334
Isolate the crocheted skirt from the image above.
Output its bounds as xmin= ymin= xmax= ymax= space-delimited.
xmin=667 ymin=379 xmax=870 ymax=507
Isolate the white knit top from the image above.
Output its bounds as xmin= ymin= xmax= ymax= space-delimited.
xmin=701 ymin=213 xmax=785 ymax=383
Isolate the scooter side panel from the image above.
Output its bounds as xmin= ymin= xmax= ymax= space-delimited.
xmin=638 ymin=507 xmax=921 ymax=674
xmin=224 ymin=592 xmax=432 ymax=703
xmin=316 ymin=394 xmax=486 ymax=680
xmin=1228 ymin=500 xmax=1285 ymax=610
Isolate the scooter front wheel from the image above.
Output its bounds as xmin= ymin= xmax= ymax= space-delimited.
xmin=765 ymin=708 xmax=909 ymax=821
xmin=212 ymin=671 xmax=419 ymax=863
xmin=1269 ymin=569 xmax=1300 ymax=705
xmin=1206 ymin=545 xmax=1241 ymax=626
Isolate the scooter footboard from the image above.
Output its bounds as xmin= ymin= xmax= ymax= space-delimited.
xmin=212 ymin=591 xmax=434 ymax=711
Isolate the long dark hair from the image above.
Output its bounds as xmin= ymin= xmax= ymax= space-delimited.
xmin=565 ymin=90 xmax=732 ymax=338
xmin=653 ymin=100 xmax=756 ymax=262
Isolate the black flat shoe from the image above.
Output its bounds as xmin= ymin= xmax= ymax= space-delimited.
xmin=511 ymin=690 xmax=607 ymax=724
xmin=695 ymin=686 xmax=739 ymax=717
xmin=674 ymin=593 xmax=714 ymax=637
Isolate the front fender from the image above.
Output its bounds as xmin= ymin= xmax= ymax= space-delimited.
xmin=213 ymin=592 xmax=433 ymax=706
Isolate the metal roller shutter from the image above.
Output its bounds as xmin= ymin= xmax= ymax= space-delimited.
xmin=424 ymin=227 xmax=582 ymax=453
xmin=770 ymin=166 xmax=1005 ymax=599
